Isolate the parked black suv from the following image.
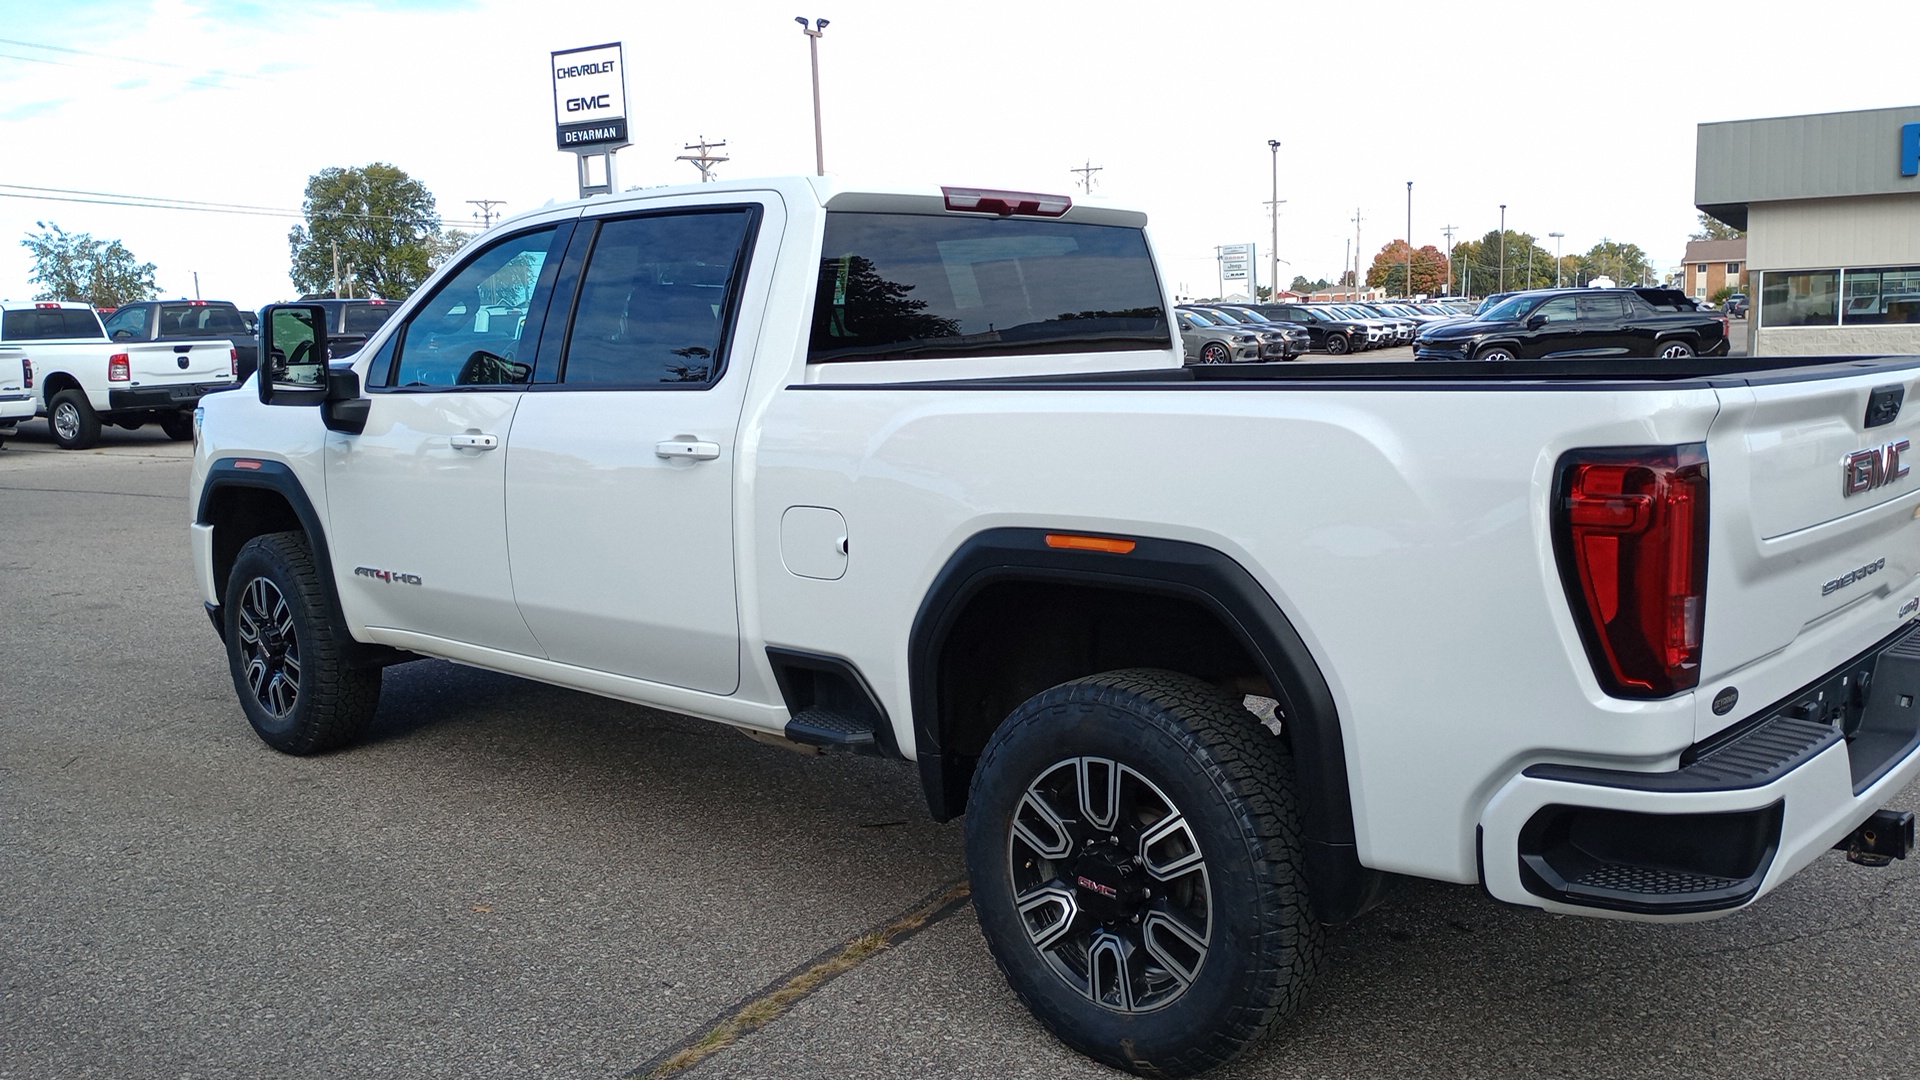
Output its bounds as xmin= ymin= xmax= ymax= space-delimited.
xmin=1247 ymin=304 xmax=1373 ymax=354
xmin=1414 ymin=288 xmax=1729 ymax=361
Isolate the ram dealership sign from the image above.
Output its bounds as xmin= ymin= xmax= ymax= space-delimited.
xmin=552 ymin=42 xmax=630 ymax=152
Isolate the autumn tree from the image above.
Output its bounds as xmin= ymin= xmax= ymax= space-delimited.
xmin=288 ymin=163 xmax=447 ymax=299
xmin=20 ymin=222 xmax=159 ymax=308
xmin=1365 ymin=240 xmax=1449 ymax=296
xmin=1690 ymin=212 xmax=1743 ymax=241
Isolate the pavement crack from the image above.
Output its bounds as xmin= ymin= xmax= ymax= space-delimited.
xmin=0 ymin=484 xmax=182 ymax=500
xmin=628 ymin=878 xmax=972 ymax=1079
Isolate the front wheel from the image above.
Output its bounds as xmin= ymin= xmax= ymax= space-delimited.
xmin=48 ymin=390 xmax=100 ymax=450
xmin=224 ymin=531 xmax=381 ymax=754
xmin=965 ymin=670 xmax=1323 ymax=1078
xmin=1657 ymin=340 xmax=1696 ymax=360
xmin=1475 ymin=345 xmax=1517 ymax=362
xmin=1197 ymin=342 xmax=1231 ymax=365
xmin=1323 ymin=334 xmax=1350 ymax=356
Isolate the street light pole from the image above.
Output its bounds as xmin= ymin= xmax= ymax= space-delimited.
xmin=1405 ymin=181 xmax=1413 ymax=298
xmin=1548 ymin=231 xmax=1565 ymax=288
xmin=1497 ymin=204 xmax=1507 ymax=294
xmin=795 ymin=17 xmax=829 ymax=176
xmin=1268 ymin=140 xmax=1280 ymax=303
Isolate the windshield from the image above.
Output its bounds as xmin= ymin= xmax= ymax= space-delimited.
xmin=1480 ymin=294 xmax=1537 ymax=321
xmin=1223 ymin=308 xmax=1270 ymax=322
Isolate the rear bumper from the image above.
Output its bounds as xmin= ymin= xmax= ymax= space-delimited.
xmin=108 ymin=381 xmax=236 ymax=412
xmin=1480 ymin=622 xmax=1920 ymax=919
xmin=0 ymin=391 xmax=32 ymax=422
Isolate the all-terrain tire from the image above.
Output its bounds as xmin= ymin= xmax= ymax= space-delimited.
xmin=158 ymin=412 xmax=195 ymax=441
xmin=224 ymin=530 xmax=381 ymax=754
xmin=964 ymin=669 xmax=1324 ymax=1078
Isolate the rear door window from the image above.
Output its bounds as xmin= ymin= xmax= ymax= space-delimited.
xmin=808 ymin=213 xmax=1168 ymax=363
xmin=558 ymin=208 xmax=757 ymax=387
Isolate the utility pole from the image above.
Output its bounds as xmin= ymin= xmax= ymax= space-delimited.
xmin=1071 ymin=159 xmax=1103 ymax=193
xmin=1441 ymin=224 xmax=1458 ymax=296
xmin=1343 ymin=238 xmax=1351 ymax=299
xmin=467 ymin=199 xmax=506 ymax=231
xmin=1497 ymin=204 xmax=1507 ymax=294
xmin=1404 ymin=181 xmax=1413 ymax=298
xmin=1352 ymin=208 xmax=1363 ymax=300
xmin=1549 ymin=231 xmax=1565 ymax=288
xmin=1268 ymin=140 xmax=1281 ymax=302
xmin=795 ymin=17 xmax=829 ymax=175
xmin=677 ymin=137 xmax=730 ymax=182
xmin=330 ymin=240 xmax=339 ymax=299
xmin=192 ymin=270 xmax=200 ymax=301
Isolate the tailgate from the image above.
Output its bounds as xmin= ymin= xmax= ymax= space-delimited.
xmin=1703 ymin=363 xmax=1920 ymax=721
xmin=124 ymin=340 xmax=233 ymax=384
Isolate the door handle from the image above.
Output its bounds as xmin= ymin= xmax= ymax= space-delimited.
xmin=656 ymin=440 xmax=721 ymax=461
xmin=450 ymin=433 xmax=500 ymax=451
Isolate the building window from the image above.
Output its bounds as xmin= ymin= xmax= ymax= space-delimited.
xmin=1696 ymin=263 xmax=1709 ymax=275
xmin=1760 ymin=270 xmax=1840 ymax=327
xmin=1842 ymin=266 xmax=1920 ymax=325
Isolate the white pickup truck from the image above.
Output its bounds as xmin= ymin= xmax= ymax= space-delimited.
xmin=189 ymin=177 xmax=1920 ymax=1078
xmin=0 ymin=300 xmax=236 ymax=448
xmin=0 ymin=343 xmax=32 ymax=447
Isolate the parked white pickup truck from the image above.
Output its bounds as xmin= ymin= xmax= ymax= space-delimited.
xmin=0 ymin=300 xmax=236 ymax=448
xmin=189 ymin=177 xmax=1920 ymax=1077
xmin=0 ymin=343 xmax=32 ymax=447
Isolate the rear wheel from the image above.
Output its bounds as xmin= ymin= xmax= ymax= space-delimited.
xmin=158 ymin=412 xmax=195 ymax=441
xmin=1324 ymin=335 xmax=1350 ymax=356
xmin=48 ymin=390 xmax=99 ymax=450
xmin=965 ymin=670 xmax=1323 ymax=1077
xmin=1657 ymin=340 xmax=1696 ymax=360
xmin=224 ymin=531 xmax=381 ymax=754
xmin=1198 ymin=342 xmax=1231 ymax=365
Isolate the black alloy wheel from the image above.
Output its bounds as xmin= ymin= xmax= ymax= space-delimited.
xmin=1324 ymin=334 xmax=1350 ymax=355
xmin=224 ymin=531 xmax=380 ymax=754
xmin=966 ymin=670 xmax=1322 ymax=1077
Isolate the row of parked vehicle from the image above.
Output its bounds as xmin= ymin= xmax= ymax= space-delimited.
xmin=0 ymin=296 xmax=398 ymax=449
xmin=1175 ymin=298 xmax=1481 ymax=362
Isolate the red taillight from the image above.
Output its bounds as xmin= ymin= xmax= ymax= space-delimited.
xmin=941 ymin=186 xmax=1072 ymax=217
xmin=108 ymin=354 xmax=130 ymax=381
xmin=230 ymin=347 xmax=238 ymax=377
xmin=21 ymin=359 xmax=30 ymax=388
xmin=1554 ymin=445 xmax=1709 ymax=698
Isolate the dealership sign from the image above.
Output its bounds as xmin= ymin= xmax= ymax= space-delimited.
xmin=1219 ymin=242 xmax=1254 ymax=282
xmin=552 ymin=43 xmax=629 ymax=152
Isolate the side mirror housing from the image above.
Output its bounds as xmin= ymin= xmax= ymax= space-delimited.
xmin=258 ymin=304 xmax=330 ymax=406
xmin=1527 ymin=314 xmax=1549 ymax=330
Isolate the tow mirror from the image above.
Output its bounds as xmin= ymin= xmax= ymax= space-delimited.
xmin=258 ymin=304 xmax=330 ymax=406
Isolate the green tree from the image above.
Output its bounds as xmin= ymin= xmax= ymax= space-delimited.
xmin=1365 ymin=240 xmax=1449 ymax=296
xmin=288 ymin=163 xmax=446 ymax=299
xmin=1290 ymin=274 xmax=1331 ymax=295
xmin=1579 ymin=239 xmax=1654 ymax=287
xmin=1450 ymin=230 xmax=1555 ymax=296
xmin=19 ymin=222 xmax=158 ymax=307
xmin=1690 ymin=212 xmax=1743 ymax=241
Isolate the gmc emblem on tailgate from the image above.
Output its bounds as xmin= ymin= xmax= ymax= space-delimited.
xmin=1843 ymin=440 xmax=1910 ymax=496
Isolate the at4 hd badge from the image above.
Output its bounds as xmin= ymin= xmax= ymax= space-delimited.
xmin=355 ymin=566 xmax=422 ymax=586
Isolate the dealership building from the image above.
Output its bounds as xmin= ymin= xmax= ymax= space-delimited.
xmin=1696 ymin=105 xmax=1920 ymax=355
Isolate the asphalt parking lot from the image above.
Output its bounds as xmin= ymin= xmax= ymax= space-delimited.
xmin=2 ymin=413 xmax=1915 ymax=1080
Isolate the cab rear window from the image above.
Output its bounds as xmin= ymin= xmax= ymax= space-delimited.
xmin=2 ymin=308 xmax=103 ymax=341
xmin=808 ymin=213 xmax=1169 ymax=363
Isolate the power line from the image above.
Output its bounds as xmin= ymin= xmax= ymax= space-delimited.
xmin=0 ymin=35 xmax=261 ymax=80
xmin=0 ymin=183 xmax=470 ymax=229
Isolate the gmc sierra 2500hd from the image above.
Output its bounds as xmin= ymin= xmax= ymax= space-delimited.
xmin=191 ymin=177 xmax=1920 ymax=1078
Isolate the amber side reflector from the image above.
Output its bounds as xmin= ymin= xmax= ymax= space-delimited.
xmin=1045 ymin=533 xmax=1137 ymax=554
xmin=233 ymin=460 xmax=263 ymax=470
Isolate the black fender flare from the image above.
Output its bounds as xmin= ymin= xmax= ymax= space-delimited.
xmin=908 ymin=527 xmax=1385 ymax=923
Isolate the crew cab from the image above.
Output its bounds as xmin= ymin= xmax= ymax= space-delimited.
xmin=104 ymin=300 xmax=258 ymax=381
xmin=190 ymin=177 xmax=1920 ymax=1078
xmin=3 ymin=300 xmax=236 ymax=448
xmin=1416 ymin=287 xmax=1731 ymax=361
xmin=0 ymin=344 xmax=31 ymax=447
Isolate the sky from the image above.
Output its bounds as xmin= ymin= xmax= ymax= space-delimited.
xmin=1 ymin=0 xmax=1915 ymax=308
